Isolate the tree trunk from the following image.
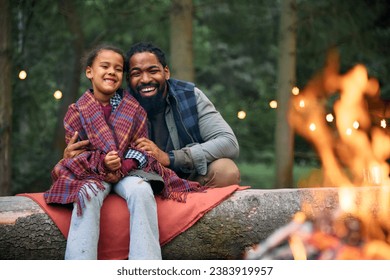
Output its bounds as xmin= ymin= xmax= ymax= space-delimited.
xmin=0 ymin=0 xmax=12 ymax=196
xmin=52 ymin=0 xmax=85 ymax=160
xmin=274 ymin=0 xmax=297 ymax=188
xmin=170 ymin=0 xmax=194 ymax=82
xmin=0 ymin=187 xmax=354 ymax=260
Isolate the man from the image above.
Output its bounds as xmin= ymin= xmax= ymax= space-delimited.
xmin=65 ymin=42 xmax=240 ymax=187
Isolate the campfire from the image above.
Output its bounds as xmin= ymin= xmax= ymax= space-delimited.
xmin=245 ymin=49 xmax=390 ymax=260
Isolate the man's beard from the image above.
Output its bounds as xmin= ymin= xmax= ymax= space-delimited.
xmin=131 ymin=83 xmax=166 ymax=116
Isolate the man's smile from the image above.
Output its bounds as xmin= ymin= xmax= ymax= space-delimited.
xmin=138 ymin=85 xmax=158 ymax=97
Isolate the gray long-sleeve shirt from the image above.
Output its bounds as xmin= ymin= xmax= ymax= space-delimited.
xmin=166 ymin=87 xmax=239 ymax=176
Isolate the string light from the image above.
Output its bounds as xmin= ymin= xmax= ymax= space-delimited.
xmin=309 ymin=123 xmax=316 ymax=131
xmin=353 ymin=121 xmax=359 ymax=129
xmin=53 ymin=90 xmax=63 ymax=100
xmin=269 ymin=100 xmax=277 ymax=109
xmin=237 ymin=110 xmax=246 ymax=120
xmin=292 ymin=86 xmax=300 ymax=95
xmin=299 ymin=100 xmax=305 ymax=108
xmin=18 ymin=70 xmax=27 ymax=80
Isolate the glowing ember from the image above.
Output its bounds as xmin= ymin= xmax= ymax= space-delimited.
xmin=326 ymin=113 xmax=334 ymax=123
xmin=292 ymin=86 xmax=300 ymax=95
xmin=381 ymin=119 xmax=387 ymax=128
xmin=245 ymin=188 xmax=390 ymax=260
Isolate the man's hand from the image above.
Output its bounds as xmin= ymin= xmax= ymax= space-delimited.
xmin=134 ymin=137 xmax=170 ymax=166
xmin=64 ymin=131 xmax=90 ymax=159
xmin=104 ymin=151 xmax=121 ymax=171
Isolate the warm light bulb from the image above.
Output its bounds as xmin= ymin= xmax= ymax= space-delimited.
xmin=19 ymin=70 xmax=27 ymax=80
xmin=299 ymin=100 xmax=305 ymax=108
xmin=309 ymin=123 xmax=316 ymax=131
xmin=292 ymin=86 xmax=300 ymax=95
xmin=237 ymin=110 xmax=246 ymax=120
xmin=53 ymin=90 xmax=63 ymax=100
xmin=269 ymin=100 xmax=277 ymax=109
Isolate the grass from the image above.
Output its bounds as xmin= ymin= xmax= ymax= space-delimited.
xmin=237 ymin=162 xmax=319 ymax=189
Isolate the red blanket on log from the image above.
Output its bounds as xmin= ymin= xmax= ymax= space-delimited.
xmin=18 ymin=185 xmax=247 ymax=259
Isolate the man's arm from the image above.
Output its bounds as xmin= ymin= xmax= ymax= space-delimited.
xmin=172 ymin=88 xmax=239 ymax=175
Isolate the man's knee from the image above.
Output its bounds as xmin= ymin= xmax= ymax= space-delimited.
xmin=201 ymin=158 xmax=241 ymax=187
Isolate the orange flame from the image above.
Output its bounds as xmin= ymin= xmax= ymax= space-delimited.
xmin=289 ymin=49 xmax=390 ymax=190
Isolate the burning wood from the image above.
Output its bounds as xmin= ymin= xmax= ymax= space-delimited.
xmin=245 ymin=210 xmax=390 ymax=260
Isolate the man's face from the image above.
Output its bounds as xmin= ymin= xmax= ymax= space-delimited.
xmin=128 ymin=52 xmax=170 ymax=99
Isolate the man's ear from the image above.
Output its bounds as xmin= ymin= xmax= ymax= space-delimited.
xmin=164 ymin=66 xmax=170 ymax=79
xmin=86 ymin=66 xmax=93 ymax=79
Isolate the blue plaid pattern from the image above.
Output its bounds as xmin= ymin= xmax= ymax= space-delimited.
xmin=167 ymin=79 xmax=202 ymax=145
xmin=110 ymin=91 xmax=122 ymax=112
xmin=124 ymin=149 xmax=147 ymax=168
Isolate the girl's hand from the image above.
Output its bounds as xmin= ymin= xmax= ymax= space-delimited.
xmin=104 ymin=151 xmax=121 ymax=171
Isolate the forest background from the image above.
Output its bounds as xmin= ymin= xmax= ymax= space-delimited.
xmin=1 ymin=0 xmax=390 ymax=195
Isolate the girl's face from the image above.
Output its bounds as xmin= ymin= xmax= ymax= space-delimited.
xmin=86 ymin=49 xmax=124 ymax=103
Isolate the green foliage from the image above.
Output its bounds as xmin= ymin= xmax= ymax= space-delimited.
xmin=238 ymin=161 xmax=318 ymax=188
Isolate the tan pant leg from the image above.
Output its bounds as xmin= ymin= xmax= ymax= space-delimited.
xmin=194 ymin=158 xmax=241 ymax=187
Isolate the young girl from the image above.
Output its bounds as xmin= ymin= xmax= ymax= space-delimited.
xmin=44 ymin=45 xmax=204 ymax=260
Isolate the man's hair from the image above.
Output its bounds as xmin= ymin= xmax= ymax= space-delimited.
xmin=125 ymin=42 xmax=167 ymax=73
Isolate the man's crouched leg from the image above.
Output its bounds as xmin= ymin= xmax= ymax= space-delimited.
xmin=195 ymin=158 xmax=241 ymax=188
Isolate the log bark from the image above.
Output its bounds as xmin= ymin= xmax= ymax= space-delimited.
xmin=0 ymin=196 xmax=66 ymax=259
xmin=0 ymin=187 xmax=380 ymax=260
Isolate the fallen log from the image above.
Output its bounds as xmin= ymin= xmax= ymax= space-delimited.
xmin=0 ymin=187 xmax=379 ymax=260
